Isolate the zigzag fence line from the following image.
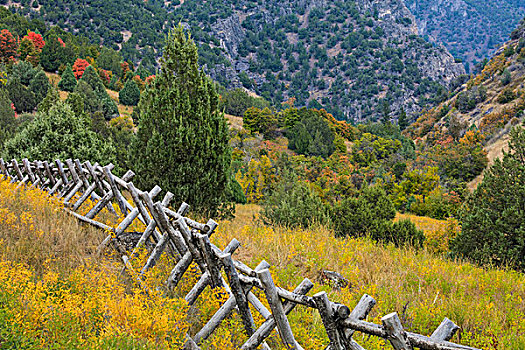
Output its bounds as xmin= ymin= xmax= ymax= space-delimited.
xmin=0 ymin=157 xmax=480 ymax=350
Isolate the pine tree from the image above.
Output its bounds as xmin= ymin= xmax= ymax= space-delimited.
xmin=398 ymin=108 xmax=408 ymax=131
xmin=7 ymin=77 xmax=37 ymax=113
xmin=451 ymin=127 xmax=525 ymax=270
xmin=29 ymin=70 xmax=51 ymax=101
xmin=129 ymin=26 xmax=232 ymax=217
xmin=79 ymin=65 xmax=119 ymax=120
xmin=58 ymin=64 xmax=77 ymax=92
xmin=119 ymin=79 xmax=140 ymax=106
xmin=0 ymin=88 xmax=16 ymax=146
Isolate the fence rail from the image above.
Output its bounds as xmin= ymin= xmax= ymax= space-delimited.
xmin=0 ymin=157 xmax=480 ymax=350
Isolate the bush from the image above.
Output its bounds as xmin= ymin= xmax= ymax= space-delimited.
xmin=497 ymin=88 xmax=517 ymax=104
xmin=388 ymin=219 xmax=425 ymax=249
xmin=261 ymin=176 xmax=330 ymax=229
xmin=119 ymin=79 xmax=140 ymax=106
xmin=331 ymin=186 xmax=395 ymax=238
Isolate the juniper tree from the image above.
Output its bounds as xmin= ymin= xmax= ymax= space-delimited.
xmin=119 ymin=79 xmax=140 ymax=106
xmin=130 ymin=26 xmax=232 ymax=217
xmin=451 ymin=127 xmax=525 ymax=270
xmin=29 ymin=70 xmax=51 ymax=101
xmin=58 ymin=64 xmax=77 ymax=92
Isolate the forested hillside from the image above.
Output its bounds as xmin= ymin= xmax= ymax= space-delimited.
xmin=3 ymin=0 xmax=465 ymax=122
xmin=404 ymin=0 xmax=525 ymax=73
xmin=406 ymin=18 xmax=525 ymax=188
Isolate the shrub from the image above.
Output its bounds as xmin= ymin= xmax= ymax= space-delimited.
xmin=388 ymin=219 xmax=425 ymax=248
xmin=261 ymin=176 xmax=330 ymax=228
xmin=331 ymin=186 xmax=395 ymax=238
xmin=497 ymin=88 xmax=517 ymax=104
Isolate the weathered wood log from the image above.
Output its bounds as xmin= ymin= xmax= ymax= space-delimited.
xmin=345 ymin=294 xmax=377 ymax=339
xmin=431 ymin=318 xmax=460 ymax=342
xmin=103 ymin=165 xmax=127 ymax=215
xmin=198 ymin=234 xmax=222 ymax=288
xmin=153 ymin=202 xmax=188 ymax=257
xmin=257 ymin=268 xmax=301 ymax=350
xmin=43 ymin=161 xmax=56 ymax=187
xmin=66 ymin=209 xmax=114 ymax=232
xmin=381 ymin=313 xmax=413 ymax=350
xmin=141 ymin=232 xmax=169 ymax=274
xmin=85 ymin=191 xmax=113 ymax=219
xmin=183 ymin=239 xmax=241 ymax=304
xmin=314 ymin=291 xmax=351 ymax=350
xmin=22 ymin=158 xmax=36 ymax=184
xmin=11 ymin=159 xmax=24 ymax=181
xmin=241 ymin=278 xmax=314 ymax=350
xmin=72 ymin=182 xmax=97 ymax=211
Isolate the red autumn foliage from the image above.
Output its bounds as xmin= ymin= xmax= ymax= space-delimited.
xmin=145 ymin=75 xmax=155 ymax=84
xmin=0 ymin=29 xmax=18 ymax=64
xmin=11 ymin=102 xmax=18 ymax=118
xmin=72 ymin=58 xmax=90 ymax=79
xmin=98 ymin=68 xmax=111 ymax=84
xmin=23 ymin=31 xmax=45 ymax=51
xmin=121 ymin=62 xmax=130 ymax=77
xmin=57 ymin=37 xmax=65 ymax=47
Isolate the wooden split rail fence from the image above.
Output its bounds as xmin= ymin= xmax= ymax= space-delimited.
xmin=0 ymin=157 xmax=480 ymax=350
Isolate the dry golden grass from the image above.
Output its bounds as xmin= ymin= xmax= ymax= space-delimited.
xmin=225 ymin=113 xmax=244 ymax=130
xmin=212 ymin=205 xmax=525 ymax=349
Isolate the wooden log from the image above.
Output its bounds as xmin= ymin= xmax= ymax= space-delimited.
xmin=85 ymin=191 xmax=113 ymax=219
xmin=11 ymin=159 xmax=23 ymax=181
xmin=48 ymin=178 xmax=64 ymax=196
xmin=242 ymin=278 xmax=314 ymax=350
xmin=72 ymin=182 xmax=97 ymax=211
xmin=127 ymin=182 xmax=152 ymax=226
xmin=63 ymin=181 xmax=83 ymax=205
xmin=141 ymin=232 xmax=170 ymax=274
xmin=220 ymin=253 xmax=255 ymax=336
xmin=43 ymin=161 xmax=56 ymax=187
xmin=55 ymin=159 xmax=69 ymax=185
xmin=193 ymin=257 xmax=268 ymax=345
xmin=22 ymin=158 xmax=36 ymax=184
xmin=178 ymin=202 xmax=190 ymax=216
xmin=183 ymin=239 xmax=241 ymax=304
xmin=0 ymin=159 xmax=10 ymax=178
xmin=431 ymin=318 xmax=460 ymax=342
xmin=183 ymin=335 xmax=201 ymax=350
xmin=314 ymin=291 xmax=351 ymax=350
xmin=340 ymin=318 xmax=479 ymax=350
xmin=153 ymin=202 xmax=188 ymax=256
xmin=15 ymin=175 xmax=29 ymax=190
xmin=381 ymin=313 xmax=413 ymax=350
xmin=66 ymin=209 xmax=114 ymax=232
xmin=176 ymin=217 xmax=206 ymax=270
xmin=345 ymin=294 xmax=377 ymax=339
xmin=103 ymin=165 xmax=128 ymax=215
xmin=257 ymin=268 xmax=300 ymax=350
xmin=65 ymin=159 xmax=81 ymax=184
xmin=198 ymin=234 xmax=222 ymax=288
xmin=84 ymin=161 xmax=104 ymax=194
xmin=164 ymin=207 xmax=209 ymax=232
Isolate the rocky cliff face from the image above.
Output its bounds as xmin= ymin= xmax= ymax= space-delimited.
xmin=403 ymin=0 xmax=525 ymax=73
xmin=182 ymin=0 xmax=466 ymax=121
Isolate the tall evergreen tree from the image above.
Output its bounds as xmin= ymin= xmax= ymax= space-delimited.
xmin=0 ymin=88 xmax=16 ymax=147
xmin=129 ymin=26 xmax=232 ymax=217
xmin=451 ymin=127 xmax=525 ymax=270
xmin=79 ymin=65 xmax=119 ymax=120
xmin=29 ymin=70 xmax=51 ymax=101
xmin=58 ymin=64 xmax=77 ymax=92
xmin=119 ymin=79 xmax=140 ymax=106
xmin=398 ymin=108 xmax=408 ymax=131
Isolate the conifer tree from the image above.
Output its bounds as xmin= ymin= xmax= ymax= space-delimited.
xmin=79 ymin=65 xmax=118 ymax=120
xmin=2 ymin=101 xmax=115 ymax=164
xmin=0 ymin=88 xmax=16 ymax=146
xmin=119 ymin=79 xmax=140 ymax=106
xmin=130 ymin=26 xmax=232 ymax=217
xmin=58 ymin=64 xmax=77 ymax=92
xmin=398 ymin=108 xmax=408 ymax=131
xmin=451 ymin=127 xmax=525 ymax=270
xmin=29 ymin=70 xmax=51 ymax=101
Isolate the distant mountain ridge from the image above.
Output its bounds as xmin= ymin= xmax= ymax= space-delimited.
xmin=403 ymin=0 xmax=525 ymax=73
xmin=4 ymin=0 xmax=466 ymax=122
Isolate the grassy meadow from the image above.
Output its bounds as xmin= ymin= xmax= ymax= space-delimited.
xmin=0 ymin=177 xmax=524 ymax=349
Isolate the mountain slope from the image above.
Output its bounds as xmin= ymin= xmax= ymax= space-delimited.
xmin=4 ymin=0 xmax=465 ymax=122
xmin=404 ymin=0 xmax=525 ymax=73
xmin=406 ymin=18 xmax=525 ymax=189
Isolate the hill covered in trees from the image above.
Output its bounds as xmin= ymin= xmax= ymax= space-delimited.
xmin=3 ymin=0 xmax=465 ymax=122
xmin=404 ymin=0 xmax=525 ymax=73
